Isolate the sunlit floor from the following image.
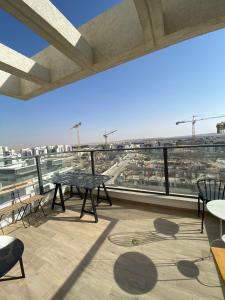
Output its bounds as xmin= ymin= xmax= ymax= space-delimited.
xmin=0 ymin=197 xmax=224 ymax=300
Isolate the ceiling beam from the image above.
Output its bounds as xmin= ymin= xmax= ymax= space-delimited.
xmin=133 ymin=0 xmax=153 ymax=42
xmin=0 ymin=43 xmax=50 ymax=84
xmin=0 ymin=0 xmax=94 ymax=69
xmin=133 ymin=0 xmax=165 ymax=44
xmin=147 ymin=0 xmax=165 ymax=44
xmin=0 ymin=71 xmax=22 ymax=98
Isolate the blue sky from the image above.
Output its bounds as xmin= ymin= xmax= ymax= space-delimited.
xmin=1 ymin=0 xmax=225 ymax=148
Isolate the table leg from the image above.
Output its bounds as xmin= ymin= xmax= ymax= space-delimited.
xmin=59 ymin=184 xmax=65 ymax=211
xmin=80 ymin=188 xmax=88 ymax=219
xmin=52 ymin=184 xmax=59 ymax=209
xmin=90 ymin=189 xmax=98 ymax=223
xmin=70 ymin=185 xmax=73 ymax=197
xmin=96 ymin=186 xmax=100 ymax=206
xmin=80 ymin=189 xmax=98 ymax=223
xmin=76 ymin=186 xmax=83 ymax=199
xmin=102 ymin=182 xmax=112 ymax=206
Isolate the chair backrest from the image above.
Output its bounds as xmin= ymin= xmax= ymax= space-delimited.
xmin=13 ymin=181 xmax=36 ymax=203
xmin=197 ymin=178 xmax=225 ymax=201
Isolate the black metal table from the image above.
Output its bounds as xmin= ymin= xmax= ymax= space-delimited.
xmin=51 ymin=172 xmax=112 ymax=222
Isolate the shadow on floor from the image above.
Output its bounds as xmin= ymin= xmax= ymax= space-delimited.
xmin=113 ymin=251 xmax=220 ymax=295
xmin=114 ymin=252 xmax=158 ymax=294
xmin=108 ymin=217 xmax=206 ymax=247
xmin=50 ymin=218 xmax=118 ymax=300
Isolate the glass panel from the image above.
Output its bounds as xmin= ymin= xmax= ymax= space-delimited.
xmin=167 ymin=146 xmax=225 ymax=196
xmin=41 ymin=152 xmax=92 ymax=192
xmin=94 ymin=148 xmax=165 ymax=193
xmin=0 ymin=157 xmax=38 ymax=207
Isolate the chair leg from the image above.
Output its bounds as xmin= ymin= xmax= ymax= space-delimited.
xmin=0 ymin=215 xmax=4 ymax=235
xmin=201 ymin=202 xmax=205 ymax=234
xmin=198 ymin=197 xmax=200 ymax=217
xmin=37 ymin=200 xmax=46 ymax=217
xmin=23 ymin=205 xmax=31 ymax=225
xmin=15 ymin=208 xmax=27 ymax=228
xmin=19 ymin=257 xmax=25 ymax=278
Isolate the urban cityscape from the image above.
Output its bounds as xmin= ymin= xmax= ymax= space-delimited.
xmin=1 ymin=132 xmax=225 ymax=202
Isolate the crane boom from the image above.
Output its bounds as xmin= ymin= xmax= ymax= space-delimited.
xmin=103 ymin=129 xmax=117 ymax=137
xmin=103 ymin=129 xmax=117 ymax=147
xmin=176 ymin=115 xmax=225 ymax=143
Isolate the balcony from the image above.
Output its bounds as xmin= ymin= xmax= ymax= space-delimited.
xmin=1 ymin=145 xmax=225 ymax=298
xmin=0 ymin=196 xmax=224 ymax=299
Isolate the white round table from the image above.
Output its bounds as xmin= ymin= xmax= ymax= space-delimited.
xmin=207 ymin=200 xmax=225 ymax=242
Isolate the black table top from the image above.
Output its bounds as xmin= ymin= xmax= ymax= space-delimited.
xmin=52 ymin=172 xmax=111 ymax=189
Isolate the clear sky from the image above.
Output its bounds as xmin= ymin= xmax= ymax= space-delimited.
xmin=1 ymin=0 xmax=225 ymax=148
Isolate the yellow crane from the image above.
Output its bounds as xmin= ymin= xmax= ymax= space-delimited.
xmin=70 ymin=121 xmax=81 ymax=148
xmin=103 ymin=130 xmax=117 ymax=147
xmin=176 ymin=115 xmax=225 ymax=143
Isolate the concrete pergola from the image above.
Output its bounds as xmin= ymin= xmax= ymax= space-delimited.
xmin=1 ymin=0 xmax=225 ymax=100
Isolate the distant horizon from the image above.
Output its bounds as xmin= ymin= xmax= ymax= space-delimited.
xmin=1 ymin=131 xmax=224 ymax=150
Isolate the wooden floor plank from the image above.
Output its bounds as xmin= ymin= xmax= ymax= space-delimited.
xmin=0 ymin=198 xmax=224 ymax=300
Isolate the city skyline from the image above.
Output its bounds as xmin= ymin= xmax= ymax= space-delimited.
xmin=1 ymin=1 xmax=225 ymax=147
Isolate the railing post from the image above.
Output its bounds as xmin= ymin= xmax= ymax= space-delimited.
xmin=163 ymin=147 xmax=169 ymax=195
xmin=35 ymin=155 xmax=44 ymax=194
xmin=90 ymin=151 xmax=95 ymax=175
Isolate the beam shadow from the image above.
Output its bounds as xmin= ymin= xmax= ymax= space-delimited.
xmin=50 ymin=218 xmax=118 ymax=300
xmin=113 ymin=252 xmax=221 ymax=295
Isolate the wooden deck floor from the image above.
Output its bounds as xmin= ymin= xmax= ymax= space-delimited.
xmin=0 ymin=197 xmax=225 ymax=300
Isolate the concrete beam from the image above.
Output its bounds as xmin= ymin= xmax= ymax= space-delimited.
xmin=133 ymin=0 xmax=153 ymax=42
xmin=0 ymin=71 xmax=22 ymax=98
xmin=147 ymin=0 xmax=165 ymax=44
xmin=1 ymin=0 xmax=225 ymax=100
xmin=0 ymin=43 xmax=50 ymax=84
xmin=134 ymin=0 xmax=165 ymax=44
xmin=0 ymin=0 xmax=94 ymax=68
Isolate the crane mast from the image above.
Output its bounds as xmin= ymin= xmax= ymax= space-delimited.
xmin=70 ymin=121 xmax=81 ymax=149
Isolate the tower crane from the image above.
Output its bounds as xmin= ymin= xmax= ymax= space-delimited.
xmin=70 ymin=121 xmax=81 ymax=148
xmin=176 ymin=115 xmax=225 ymax=143
xmin=103 ymin=130 xmax=117 ymax=146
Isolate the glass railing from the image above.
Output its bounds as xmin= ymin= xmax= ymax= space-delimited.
xmin=0 ymin=156 xmax=39 ymax=207
xmin=94 ymin=148 xmax=165 ymax=193
xmin=1 ymin=144 xmax=225 ymax=206
xmin=167 ymin=145 xmax=225 ymax=196
xmin=40 ymin=151 xmax=92 ymax=192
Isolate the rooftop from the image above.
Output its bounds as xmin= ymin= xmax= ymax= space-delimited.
xmin=0 ymin=196 xmax=224 ymax=299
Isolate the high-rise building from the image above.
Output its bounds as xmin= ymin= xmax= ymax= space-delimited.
xmin=217 ymin=122 xmax=225 ymax=134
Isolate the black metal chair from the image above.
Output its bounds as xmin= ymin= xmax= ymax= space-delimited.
xmin=197 ymin=178 xmax=225 ymax=233
xmin=0 ymin=235 xmax=25 ymax=281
